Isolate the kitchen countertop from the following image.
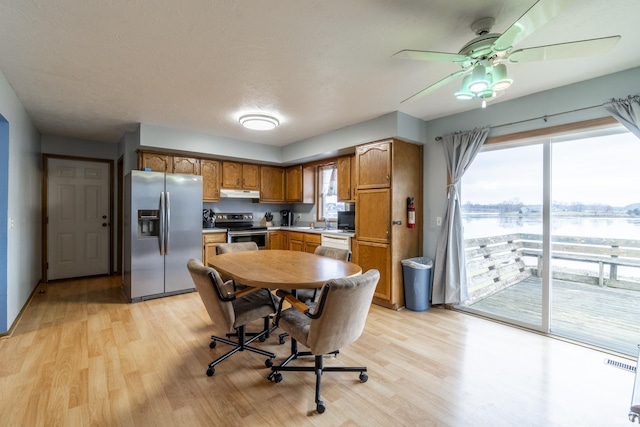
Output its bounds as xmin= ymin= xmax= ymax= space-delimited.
xmin=203 ymin=226 xmax=355 ymax=238
xmin=202 ymin=228 xmax=227 ymax=234
xmin=276 ymin=226 xmax=356 ymax=238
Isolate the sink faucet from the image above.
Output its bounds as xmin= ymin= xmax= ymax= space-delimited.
xmin=324 ymin=217 xmax=330 ymax=229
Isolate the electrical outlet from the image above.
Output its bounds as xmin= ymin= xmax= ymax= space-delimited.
xmin=436 ymin=217 xmax=442 ymax=226
xmin=296 ymin=214 xmax=301 ymax=220
xmin=9 ymin=217 xmax=14 ymax=229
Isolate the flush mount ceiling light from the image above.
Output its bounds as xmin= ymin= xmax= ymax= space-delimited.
xmin=239 ymin=114 xmax=280 ymax=130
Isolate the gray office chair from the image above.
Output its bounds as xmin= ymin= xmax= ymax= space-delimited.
xmin=294 ymin=245 xmax=352 ymax=303
xmin=268 ymin=269 xmax=380 ymax=414
xmin=216 ymin=241 xmax=259 ymax=255
xmin=214 ymin=241 xmax=276 ymax=342
xmin=216 ymin=242 xmax=260 ymax=287
xmin=277 ymin=245 xmax=352 ymax=345
xmin=187 ymin=258 xmax=278 ymax=376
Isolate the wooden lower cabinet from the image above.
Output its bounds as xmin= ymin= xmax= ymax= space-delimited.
xmin=202 ymin=233 xmax=227 ymax=266
xmin=353 ymin=240 xmax=391 ymax=304
xmin=287 ymin=231 xmax=321 ymax=253
xmin=268 ymin=231 xmax=288 ymax=250
xmin=304 ymin=233 xmax=321 ymax=254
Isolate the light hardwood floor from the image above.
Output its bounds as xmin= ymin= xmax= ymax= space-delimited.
xmin=0 ymin=275 xmax=636 ymax=426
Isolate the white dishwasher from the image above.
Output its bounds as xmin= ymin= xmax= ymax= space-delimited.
xmin=320 ymin=233 xmax=351 ymax=251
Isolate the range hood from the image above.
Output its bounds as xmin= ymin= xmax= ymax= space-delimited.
xmin=220 ymin=189 xmax=260 ymax=199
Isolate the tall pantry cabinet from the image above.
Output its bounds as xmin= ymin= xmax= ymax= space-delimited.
xmin=353 ymin=139 xmax=423 ymax=310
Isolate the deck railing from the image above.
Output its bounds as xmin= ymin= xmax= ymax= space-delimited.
xmin=464 ymin=233 xmax=640 ymax=304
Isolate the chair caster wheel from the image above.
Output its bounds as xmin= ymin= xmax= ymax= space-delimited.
xmin=265 ymin=358 xmax=273 ymax=368
xmin=206 ymin=367 xmax=215 ymax=377
xmin=269 ymin=372 xmax=282 ymax=383
xmin=209 ymin=341 xmax=216 ymax=349
xmin=278 ymin=336 xmax=285 ymax=345
xmin=359 ymin=372 xmax=368 ymax=383
xmin=259 ymin=335 xmax=267 ymax=342
xmin=316 ymin=400 xmax=326 ymax=413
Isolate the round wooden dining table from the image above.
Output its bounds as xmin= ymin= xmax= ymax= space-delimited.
xmin=207 ymin=249 xmax=362 ymax=289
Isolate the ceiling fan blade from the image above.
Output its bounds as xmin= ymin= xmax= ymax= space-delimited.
xmin=508 ymin=36 xmax=621 ymax=63
xmin=493 ymin=0 xmax=576 ymax=52
xmin=401 ymin=69 xmax=467 ymax=104
xmin=393 ymin=49 xmax=468 ymax=64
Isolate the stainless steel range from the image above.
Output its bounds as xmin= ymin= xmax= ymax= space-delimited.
xmin=214 ymin=212 xmax=267 ymax=249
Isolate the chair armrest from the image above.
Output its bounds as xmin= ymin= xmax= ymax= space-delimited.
xmin=233 ymin=286 xmax=261 ymax=299
xmin=283 ymin=293 xmax=311 ymax=314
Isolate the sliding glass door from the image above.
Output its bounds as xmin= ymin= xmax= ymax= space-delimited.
xmin=458 ymin=125 xmax=640 ymax=355
xmin=459 ymin=142 xmax=545 ymax=330
xmin=549 ymin=130 xmax=640 ymax=355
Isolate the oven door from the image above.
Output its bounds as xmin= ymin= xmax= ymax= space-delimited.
xmin=227 ymin=231 xmax=267 ymax=249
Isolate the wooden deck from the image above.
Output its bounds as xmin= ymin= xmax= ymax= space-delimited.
xmin=463 ymin=276 xmax=640 ymax=355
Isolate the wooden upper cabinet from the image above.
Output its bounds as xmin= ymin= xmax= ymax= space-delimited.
xmin=222 ymin=161 xmax=259 ymax=189
xmin=139 ymin=152 xmax=172 ymax=172
xmin=337 ymin=156 xmax=354 ymax=202
xmin=285 ymin=165 xmax=302 ymax=202
xmin=356 ymin=140 xmax=391 ymax=189
xmin=260 ymin=166 xmax=285 ymax=203
xmin=242 ymin=164 xmax=260 ymax=190
xmin=222 ymin=161 xmax=242 ymax=188
xmin=172 ymin=156 xmax=201 ymax=175
xmin=201 ymin=159 xmax=221 ymax=202
xmin=285 ymin=164 xmax=315 ymax=203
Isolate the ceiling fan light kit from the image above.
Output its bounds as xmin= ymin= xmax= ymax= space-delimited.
xmin=468 ymin=64 xmax=490 ymax=93
xmin=490 ymin=63 xmax=513 ymax=91
xmin=455 ymin=75 xmax=475 ymax=100
xmin=394 ymin=0 xmax=620 ymax=108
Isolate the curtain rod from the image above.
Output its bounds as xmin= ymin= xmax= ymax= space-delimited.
xmin=434 ymin=102 xmax=605 ymax=141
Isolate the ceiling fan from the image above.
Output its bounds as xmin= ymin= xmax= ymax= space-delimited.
xmin=394 ymin=0 xmax=621 ymax=106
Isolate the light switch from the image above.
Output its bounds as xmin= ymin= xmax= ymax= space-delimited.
xmin=436 ymin=217 xmax=442 ymax=226
xmin=9 ymin=217 xmax=14 ymax=229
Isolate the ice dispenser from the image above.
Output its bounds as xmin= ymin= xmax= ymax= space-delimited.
xmin=138 ymin=209 xmax=160 ymax=238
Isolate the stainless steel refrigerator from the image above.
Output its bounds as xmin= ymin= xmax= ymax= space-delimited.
xmin=124 ymin=170 xmax=203 ymax=302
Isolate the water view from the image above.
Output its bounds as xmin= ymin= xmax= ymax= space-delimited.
xmin=462 ymin=214 xmax=640 ymax=240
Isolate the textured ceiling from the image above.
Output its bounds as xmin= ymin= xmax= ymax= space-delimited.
xmin=0 ymin=0 xmax=639 ymax=146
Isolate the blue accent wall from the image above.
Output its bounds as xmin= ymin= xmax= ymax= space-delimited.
xmin=0 ymin=117 xmax=8 ymax=332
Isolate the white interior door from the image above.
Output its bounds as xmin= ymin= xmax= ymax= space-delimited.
xmin=47 ymin=158 xmax=110 ymax=280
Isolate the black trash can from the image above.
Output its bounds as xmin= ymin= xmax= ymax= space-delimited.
xmin=401 ymin=257 xmax=433 ymax=312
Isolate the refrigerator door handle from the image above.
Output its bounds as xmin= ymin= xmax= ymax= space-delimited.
xmin=159 ymin=192 xmax=166 ymax=255
xmin=165 ymin=192 xmax=171 ymax=254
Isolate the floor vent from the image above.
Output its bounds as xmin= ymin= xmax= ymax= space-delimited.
xmin=604 ymin=358 xmax=637 ymax=373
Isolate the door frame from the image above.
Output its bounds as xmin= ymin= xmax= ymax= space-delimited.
xmin=117 ymin=154 xmax=124 ymax=277
xmin=42 ymin=154 xmax=114 ymax=282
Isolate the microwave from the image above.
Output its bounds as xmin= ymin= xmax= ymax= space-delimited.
xmin=337 ymin=210 xmax=355 ymax=232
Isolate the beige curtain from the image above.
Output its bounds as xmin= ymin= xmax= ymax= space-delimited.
xmin=432 ymin=127 xmax=490 ymax=305
xmin=604 ymin=94 xmax=640 ymax=138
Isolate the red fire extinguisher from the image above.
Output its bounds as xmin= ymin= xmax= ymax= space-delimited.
xmin=407 ymin=197 xmax=415 ymax=228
